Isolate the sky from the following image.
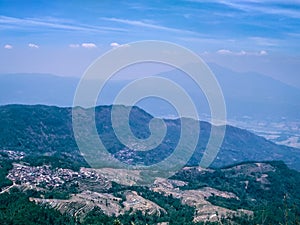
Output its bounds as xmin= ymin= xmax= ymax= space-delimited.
xmin=0 ymin=0 xmax=300 ymax=87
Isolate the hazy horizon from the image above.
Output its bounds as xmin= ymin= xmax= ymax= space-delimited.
xmin=0 ymin=0 xmax=300 ymax=88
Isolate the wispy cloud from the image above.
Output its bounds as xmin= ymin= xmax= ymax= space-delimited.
xmin=179 ymin=37 xmax=236 ymax=44
xmin=110 ymin=42 xmax=120 ymax=47
xmin=187 ymin=0 xmax=300 ymax=18
xmin=249 ymin=37 xmax=279 ymax=47
xmin=0 ymin=16 xmax=126 ymax=33
xmin=217 ymin=49 xmax=268 ymax=56
xmin=4 ymin=44 xmax=13 ymax=49
xmin=69 ymin=44 xmax=80 ymax=48
xmin=286 ymin=32 xmax=300 ymax=38
xmin=28 ymin=43 xmax=39 ymax=48
xmin=259 ymin=50 xmax=268 ymax=55
xmin=102 ymin=17 xmax=197 ymax=34
xmin=216 ymin=0 xmax=300 ymax=18
xmin=217 ymin=49 xmax=234 ymax=55
xmin=69 ymin=43 xmax=99 ymax=48
xmin=109 ymin=42 xmax=130 ymax=48
xmin=81 ymin=43 xmax=97 ymax=48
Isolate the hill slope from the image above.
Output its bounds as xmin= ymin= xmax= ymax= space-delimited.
xmin=1 ymin=157 xmax=300 ymax=224
xmin=0 ymin=104 xmax=299 ymax=171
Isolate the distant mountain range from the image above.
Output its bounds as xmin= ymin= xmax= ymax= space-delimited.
xmin=1 ymin=64 xmax=300 ymax=121
xmin=0 ymin=73 xmax=78 ymax=106
xmin=0 ymin=104 xmax=299 ymax=171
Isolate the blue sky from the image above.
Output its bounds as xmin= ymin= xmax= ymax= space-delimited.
xmin=0 ymin=0 xmax=300 ymax=87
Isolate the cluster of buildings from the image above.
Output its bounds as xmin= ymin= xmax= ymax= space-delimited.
xmin=7 ymin=164 xmax=104 ymax=189
xmin=0 ymin=150 xmax=26 ymax=160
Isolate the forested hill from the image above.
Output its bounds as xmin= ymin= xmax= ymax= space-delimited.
xmin=0 ymin=104 xmax=299 ymax=171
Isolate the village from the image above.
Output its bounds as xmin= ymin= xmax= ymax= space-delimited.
xmin=6 ymin=163 xmax=104 ymax=189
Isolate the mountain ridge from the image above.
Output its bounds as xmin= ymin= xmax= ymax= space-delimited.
xmin=0 ymin=104 xmax=299 ymax=171
xmin=1 ymin=62 xmax=300 ymax=121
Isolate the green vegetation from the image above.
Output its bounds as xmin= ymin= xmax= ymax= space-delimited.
xmin=23 ymin=154 xmax=84 ymax=171
xmin=106 ymin=182 xmax=196 ymax=225
xmin=1 ymin=157 xmax=300 ymax=224
xmin=0 ymin=188 xmax=75 ymax=225
xmin=1 ymin=105 xmax=300 ymax=224
xmin=173 ymin=161 xmax=300 ymax=224
xmin=1 ymin=104 xmax=300 ymax=170
xmin=0 ymin=158 xmax=13 ymax=189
